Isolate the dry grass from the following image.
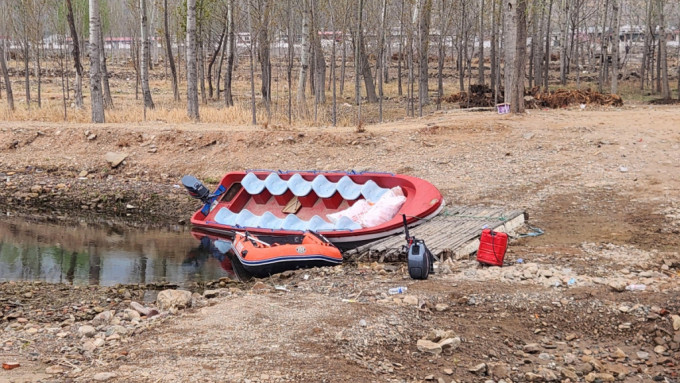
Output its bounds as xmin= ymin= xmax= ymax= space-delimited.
xmin=0 ymin=58 xmax=672 ymax=125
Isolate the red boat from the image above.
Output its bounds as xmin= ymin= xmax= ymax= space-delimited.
xmin=182 ymin=171 xmax=444 ymax=249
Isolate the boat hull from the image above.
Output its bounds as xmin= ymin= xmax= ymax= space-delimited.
xmin=188 ymin=171 xmax=444 ymax=249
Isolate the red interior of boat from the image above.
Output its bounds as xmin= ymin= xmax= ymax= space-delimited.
xmin=203 ymin=172 xmax=415 ymax=223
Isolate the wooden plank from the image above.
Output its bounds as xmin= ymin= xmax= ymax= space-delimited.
xmin=348 ymin=207 xmax=525 ymax=260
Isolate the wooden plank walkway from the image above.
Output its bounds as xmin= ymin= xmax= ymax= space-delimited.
xmin=345 ymin=206 xmax=526 ymax=261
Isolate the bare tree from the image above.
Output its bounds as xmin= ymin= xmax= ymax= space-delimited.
xmin=100 ymin=31 xmax=114 ymax=108
xmin=187 ymin=0 xmax=199 ymax=120
xmin=504 ymin=0 xmax=528 ymax=113
xmin=297 ymin=0 xmax=310 ymax=114
xmin=0 ymin=40 xmax=14 ymax=111
xmin=89 ymin=0 xmax=105 ymax=122
xmin=657 ymin=0 xmax=669 ymax=100
xmin=164 ymin=0 xmax=180 ymax=102
xmin=610 ymin=0 xmax=620 ymax=94
xmin=66 ymin=0 xmax=84 ymax=109
xmin=257 ymin=0 xmax=273 ymax=107
xmin=140 ymin=0 xmax=155 ymax=109
xmin=417 ymin=0 xmax=432 ymax=106
xmin=224 ymin=0 xmax=235 ymax=107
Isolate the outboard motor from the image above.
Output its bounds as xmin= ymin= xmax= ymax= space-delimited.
xmin=403 ymin=214 xmax=434 ymax=280
xmin=181 ymin=175 xmax=212 ymax=204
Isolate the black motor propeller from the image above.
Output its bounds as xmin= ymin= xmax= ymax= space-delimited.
xmin=181 ymin=175 xmax=212 ymax=204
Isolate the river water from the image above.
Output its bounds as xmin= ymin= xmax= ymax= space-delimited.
xmin=0 ymin=218 xmax=237 ymax=286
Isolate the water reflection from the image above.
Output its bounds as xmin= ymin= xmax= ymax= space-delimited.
xmin=0 ymin=219 xmax=237 ymax=286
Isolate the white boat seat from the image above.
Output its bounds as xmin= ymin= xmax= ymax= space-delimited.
xmin=213 ymin=207 xmax=361 ymax=232
xmin=258 ymin=211 xmax=284 ymax=230
xmin=281 ymin=214 xmax=307 ymax=231
xmin=334 ymin=216 xmax=362 ymax=231
xmin=336 ymin=176 xmax=362 ymax=200
xmin=235 ymin=209 xmax=259 ymax=227
xmin=214 ymin=208 xmax=238 ymax=226
xmin=241 ymin=172 xmax=266 ymax=195
xmin=308 ymin=215 xmax=335 ymax=231
xmin=264 ymin=173 xmax=288 ymax=196
xmin=361 ymin=180 xmax=389 ymax=203
xmin=287 ymin=173 xmax=313 ymax=196
xmin=311 ymin=175 xmax=337 ymax=198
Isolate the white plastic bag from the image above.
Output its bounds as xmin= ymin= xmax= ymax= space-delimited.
xmin=360 ymin=187 xmax=406 ymax=228
xmin=327 ymin=199 xmax=372 ymax=224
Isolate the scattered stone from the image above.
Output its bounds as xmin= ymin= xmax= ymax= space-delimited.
xmin=636 ymin=351 xmax=650 ymax=360
xmin=87 ymin=134 xmax=97 ymax=141
xmin=130 ymin=301 xmax=159 ymax=318
xmin=468 ymin=363 xmax=487 ymax=375
xmin=124 ymin=309 xmax=141 ymax=322
xmin=104 ymin=152 xmax=128 ymax=168
xmin=653 ymin=345 xmax=666 ymax=354
xmin=435 ymin=303 xmax=449 ymax=312
xmin=92 ymin=311 xmax=114 ymax=326
xmin=203 ymin=289 xmax=220 ymax=298
xmin=45 ymin=365 xmax=65 ymax=374
xmin=438 ymin=337 xmax=461 ymax=351
xmin=559 ymin=367 xmax=579 ymax=381
xmin=612 ymin=348 xmax=627 ymax=359
xmin=605 ymin=363 xmax=629 ymax=379
xmin=585 ymin=372 xmax=615 ymax=382
xmin=538 ymin=367 xmax=558 ymax=381
xmin=523 ymin=343 xmax=541 ymax=354
xmin=93 ymin=372 xmax=117 ymax=381
xmin=672 ymin=315 xmax=680 ymax=331
xmin=157 ymin=289 xmax=192 ymax=311
xmin=79 ymin=170 xmax=89 ymax=178
xmin=490 ymin=364 xmax=510 ymax=379
xmin=443 ymin=368 xmax=453 ymax=375
xmin=78 ymin=325 xmax=97 ymax=338
xmin=608 ymin=279 xmax=627 ymax=292
xmin=417 ymin=339 xmax=442 ymax=355
xmin=402 ymin=295 xmax=419 ymax=306
xmin=565 ymin=333 xmax=578 ymax=341
xmin=251 ymin=282 xmax=271 ymax=291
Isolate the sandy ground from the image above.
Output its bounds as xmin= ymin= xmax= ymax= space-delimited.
xmin=1 ymin=105 xmax=680 ymax=382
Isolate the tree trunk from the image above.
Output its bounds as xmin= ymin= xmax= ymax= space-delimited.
xmin=287 ymin=0 xmax=293 ymax=123
xmin=504 ymin=0 xmax=528 ymax=113
xmin=330 ymin=11 xmax=337 ymax=126
xmin=610 ymin=0 xmax=620 ymax=94
xmin=141 ymin=0 xmax=154 ymax=108
xmin=0 ymin=41 xmax=14 ymax=111
xmin=657 ymin=0 xmax=669 ymax=100
xmin=164 ymin=0 xmax=180 ymax=102
xmin=311 ymin=0 xmax=326 ymax=105
xmin=247 ymin=1 xmax=257 ymax=125
xmin=478 ymin=0 xmax=485 ymax=85
xmin=66 ymin=0 xmax=84 ymax=109
xmin=258 ymin=0 xmax=273 ymax=106
xmin=397 ymin=0 xmax=404 ymax=97
xmin=491 ymin=0 xmax=498 ymax=101
xmin=437 ymin=0 xmax=447 ymax=109
xmin=186 ymin=0 xmax=199 ymax=120
xmin=559 ymin=0 xmax=569 ymax=85
xmin=224 ymin=0 xmax=235 ymax=107
xmin=418 ymin=0 xmax=432 ymax=106
xmin=378 ymin=0 xmax=387 ymax=120
xmin=297 ymin=0 xmax=310 ymax=114
xmin=641 ymin=0 xmax=653 ymax=90
xmin=89 ymin=0 xmax=105 ymax=123
xmin=23 ymin=39 xmax=30 ymax=110
xmin=355 ymin=0 xmax=363 ymax=121
xmin=543 ymin=0 xmax=553 ymax=90
xmin=207 ymin=24 xmax=226 ymax=100
xmin=356 ymin=29 xmax=378 ymax=103
xmin=100 ymin=32 xmax=114 ymax=109
xmin=36 ymin=45 xmax=42 ymax=108
xmin=597 ymin=0 xmax=609 ymax=93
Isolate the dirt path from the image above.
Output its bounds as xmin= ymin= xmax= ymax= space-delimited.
xmin=1 ymin=106 xmax=680 ymax=382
